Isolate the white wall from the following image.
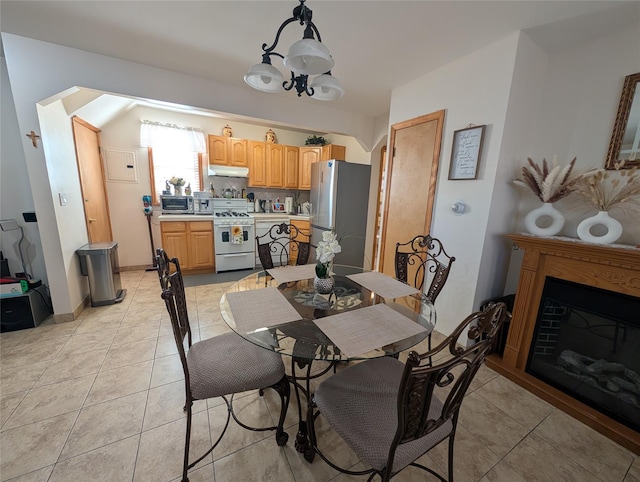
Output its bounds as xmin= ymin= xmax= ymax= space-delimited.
xmin=389 ymin=34 xmax=524 ymax=336
xmin=1 ymin=57 xmax=47 ymax=283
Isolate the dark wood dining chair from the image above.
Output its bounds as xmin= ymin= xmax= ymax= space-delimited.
xmin=306 ymin=302 xmax=510 ymax=481
xmin=256 ymin=222 xmax=311 ymax=270
xmin=155 ymin=248 xmax=290 ymax=482
xmin=395 ymin=234 xmax=455 ymax=304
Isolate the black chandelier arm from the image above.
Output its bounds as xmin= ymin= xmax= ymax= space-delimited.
xmin=283 ymin=72 xmax=314 ymax=97
xmin=261 ymin=16 xmax=300 ymax=54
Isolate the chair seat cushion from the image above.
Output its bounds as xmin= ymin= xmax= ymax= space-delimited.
xmin=187 ymin=332 xmax=285 ymax=400
xmin=314 ymin=357 xmax=452 ymax=472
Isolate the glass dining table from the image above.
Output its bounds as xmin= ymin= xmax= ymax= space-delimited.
xmin=219 ymin=264 xmax=436 ymax=460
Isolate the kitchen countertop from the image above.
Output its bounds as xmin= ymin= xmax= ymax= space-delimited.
xmin=158 ymin=214 xmax=310 ymax=221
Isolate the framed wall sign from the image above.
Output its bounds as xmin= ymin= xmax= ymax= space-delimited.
xmin=448 ymin=124 xmax=486 ymax=180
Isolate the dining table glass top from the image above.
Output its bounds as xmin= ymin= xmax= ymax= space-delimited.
xmin=219 ymin=265 xmax=436 ymax=362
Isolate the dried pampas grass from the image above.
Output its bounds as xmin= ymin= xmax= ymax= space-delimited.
xmin=573 ymin=161 xmax=640 ymax=214
xmin=513 ymin=157 xmax=581 ymax=203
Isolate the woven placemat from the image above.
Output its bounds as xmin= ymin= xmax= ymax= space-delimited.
xmin=225 ymin=287 xmax=301 ymax=332
xmin=267 ymin=264 xmax=316 ymax=284
xmin=347 ymin=271 xmax=420 ymax=299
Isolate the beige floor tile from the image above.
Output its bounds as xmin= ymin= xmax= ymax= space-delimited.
xmin=467 ymin=365 xmax=500 ymax=393
xmin=0 ymin=360 xmax=50 ymax=396
xmin=2 ymin=465 xmax=54 ymax=482
xmin=503 ymin=432 xmax=602 ymax=481
xmin=112 ymin=320 xmax=160 ymax=346
xmin=478 ymin=460 xmax=529 ymax=482
xmin=57 ymin=328 xmax=117 ymax=357
xmin=74 ymin=313 xmax=124 ymax=333
xmin=155 ymin=333 xmax=179 ymax=357
xmin=474 ymin=375 xmax=553 ymax=430
xmin=533 ymin=410 xmax=634 ymax=482
xmin=120 ymin=309 xmax=163 ymax=325
xmin=84 ymin=360 xmax=153 ymax=406
xmin=50 ymin=435 xmax=139 ymax=482
xmin=0 ymin=330 xmax=30 ymax=353
xmin=3 ymin=375 xmax=94 ymax=431
xmin=100 ymin=337 xmax=157 ymax=371
xmin=150 ymin=353 xmax=184 ymax=388
xmin=59 ymin=391 xmax=147 ymax=460
xmin=18 ymin=321 xmax=79 ymax=345
xmin=458 ymin=391 xmax=530 ymax=458
xmin=33 ymin=347 xmax=108 ymax=387
xmin=142 ymin=380 xmax=207 ymax=431
xmin=0 ymin=412 xmax=76 ymax=480
xmin=626 ymin=458 xmax=640 ymax=481
xmin=0 ymin=337 xmax=67 ymax=368
xmin=0 ymin=391 xmax=27 ymax=428
xmin=428 ymin=425 xmax=502 ymax=482
xmin=169 ymin=463 xmax=215 ymax=482
xmin=134 ymin=410 xmax=212 ymax=482
xmin=208 ymin=393 xmax=277 ymax=461
xmin=199 ymin=323 xmax=232 ymax=339
xmin=214 ymin=436 xmax=295 ymax=482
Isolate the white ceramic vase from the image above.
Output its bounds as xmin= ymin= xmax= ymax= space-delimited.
xmin=174 ymin=186 xmax=183 ymax=196
xmin=577 ymin=211 xmax=623 ymax=244
xmin=523 ymin=202 xmax=565 ymax=236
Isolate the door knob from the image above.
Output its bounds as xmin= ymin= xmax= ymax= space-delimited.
xmin=89 ymin=218 xmax=97 ymax=223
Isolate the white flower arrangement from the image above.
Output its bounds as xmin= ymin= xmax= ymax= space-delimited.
xmin=513 ymin=157 xmax=581 ymax=203
xmin=168 ymin=176 xmax=186 ymax=187
xmin=315 ymin=230 xmax=341 ymax=278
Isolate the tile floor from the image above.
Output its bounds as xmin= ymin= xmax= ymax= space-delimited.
xmin=1 ymin=270 xmax=639 ymax=482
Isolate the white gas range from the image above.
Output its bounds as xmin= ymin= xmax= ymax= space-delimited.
xmin=212 ymin=199 xmax=255 ymax=273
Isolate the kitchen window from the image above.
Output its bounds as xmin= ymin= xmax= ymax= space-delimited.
xmin=140 ymin=120 xmax=206 ymax=203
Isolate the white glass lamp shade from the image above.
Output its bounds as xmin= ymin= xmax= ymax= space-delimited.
xmin=283 ymin=38 xmax=334 ymax=75
xmin=310 ymin=73 xmax=344 ymax=101
xmin=244 ymin=62 xmax=284 ymax=93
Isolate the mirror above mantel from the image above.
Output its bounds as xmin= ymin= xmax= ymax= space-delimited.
xmin=606 ymin=72 xmax=640 ymax=170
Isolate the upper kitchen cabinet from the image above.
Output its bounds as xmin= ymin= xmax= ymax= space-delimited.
xmin=321 ymin=144 xmax=346 ymax=161
xmin=248 ymin=140 xmax=267 ymax=187
xmin=298 ymin=146 xmax=321 ymax=190
xmin=207 ymin=135 xmax=248 ymax=167
xmin=284 ymin=146 xmax=299 ymax=189
xmin=267 ymin=144 xmax=285 ymax=188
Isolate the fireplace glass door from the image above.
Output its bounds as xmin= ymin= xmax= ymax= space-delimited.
xmin=526 ymin=277 xmax=640 ymax=432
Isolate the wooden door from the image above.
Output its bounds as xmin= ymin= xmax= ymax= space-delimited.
xmin=379 ymin=111 xmax=445 ymax=279
xmin=267 ymin=144 xmax=284 ymax=187
xmin=298 ymin=147 xmax=321 ymax=190
xmin=284 ymin=146 xmax=299 ymax=189
xmin=208 ymin=135 xmax=227 ymax=166
xmin=248 ymin=141 xmax=267 ymax=187
xmin=72 ymin=117 xmax=113 ymax=243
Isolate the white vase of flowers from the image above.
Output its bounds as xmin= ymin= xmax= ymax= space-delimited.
xmin=314 ymin=230 xmax=341 ymax=294
xmin=168 ymin=176 xmax=186 ymax=196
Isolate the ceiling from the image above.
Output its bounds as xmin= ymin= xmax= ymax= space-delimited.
xmin=1 ymin=1 xmax=638 ymax=121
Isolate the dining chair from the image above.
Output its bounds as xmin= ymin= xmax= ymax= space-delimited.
xmin=395 ymin=234 xmax=455 ymax=304
xmin=306 ymin=301 xmax=510 ymax=481
xmin=155 ymin=248 xmax=290 ymax=482
xmin=256 ymin=221 xmax=311 ymax=270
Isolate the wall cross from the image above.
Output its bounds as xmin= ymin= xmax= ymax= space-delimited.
xmin=26 ymin=131 xmax=40 ymax=148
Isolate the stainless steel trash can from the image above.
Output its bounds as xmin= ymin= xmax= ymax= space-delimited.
xmin=76 ymin=241 xmax=126 ymax=306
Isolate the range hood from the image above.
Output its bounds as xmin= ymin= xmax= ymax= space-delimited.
xmin=207 ymin=165 xmax=249 ymax=178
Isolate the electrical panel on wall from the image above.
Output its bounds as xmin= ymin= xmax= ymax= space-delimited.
xmin=105 ymin=148 xmax=138 ymax=183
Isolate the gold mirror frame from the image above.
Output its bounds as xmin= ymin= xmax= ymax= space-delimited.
xmin=605 ymin=72 xmax=640 ymax=169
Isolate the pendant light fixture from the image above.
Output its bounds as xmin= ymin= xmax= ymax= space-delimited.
xmin=244 ymin=0 xmax=344 ymax=101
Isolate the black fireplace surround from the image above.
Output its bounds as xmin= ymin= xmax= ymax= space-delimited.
xmin=527 ymin=277 xmax=640 ymax=432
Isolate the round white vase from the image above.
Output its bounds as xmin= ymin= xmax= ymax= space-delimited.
xmin=523 ymin=202 xmax=565 ymax=236
xmin=577 ymin=211 xmax=623 ymax=244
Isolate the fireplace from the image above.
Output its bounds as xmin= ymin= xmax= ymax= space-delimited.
xmin=526 ymin=277 xmax=640 ymax=432
xmin=485 ymin=234 xmax=640 ymax=454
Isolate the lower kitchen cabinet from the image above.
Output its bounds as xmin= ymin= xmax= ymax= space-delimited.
xmin=160 ymin=221 xmax=214 ymax=272
xmin=289 ymin=219 xmax=310 ymax=265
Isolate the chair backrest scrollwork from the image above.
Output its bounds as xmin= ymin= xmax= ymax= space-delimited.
xmin=256 ymin=222 xmax=310 ymax=270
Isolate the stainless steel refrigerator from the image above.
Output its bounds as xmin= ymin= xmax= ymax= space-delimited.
xmin=310 ymin=160 xmax=371 ymax=267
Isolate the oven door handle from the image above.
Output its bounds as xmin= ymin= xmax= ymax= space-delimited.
xmin=221 ymin=253 xmax=251 ymax=257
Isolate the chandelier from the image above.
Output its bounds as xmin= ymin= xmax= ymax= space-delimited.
xmin=244 ymin=0 xmax=344 ymax=101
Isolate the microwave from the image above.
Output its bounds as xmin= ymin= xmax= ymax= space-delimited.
xmin=160 ymin=195 xmax=194 ymax=214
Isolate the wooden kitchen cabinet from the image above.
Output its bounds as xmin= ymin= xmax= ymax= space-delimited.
xmin=207 ymin=135 xmax=248 ymax=167
xmin=161 ymin=220 xmax=214 ymax=272
xmin=267 ymin=143 xmax=284 ymax=188
xmin=248 ymin=141 xmax=267 ymax=187
xmin=284 ymin=146 xmax=299 ymax=189
xmin=321 ymin=144 xmax=346 ymax=161
xmin=289 ymin=219 xmax=310 ymax=265
xmin=298 ymin=146 xmax=321 ymax=190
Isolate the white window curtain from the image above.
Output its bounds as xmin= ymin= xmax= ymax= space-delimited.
xmin=140 ymin=120 xmax=206 ymax=153
xmin=140 ymin=120 xmax=206 ymax=199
